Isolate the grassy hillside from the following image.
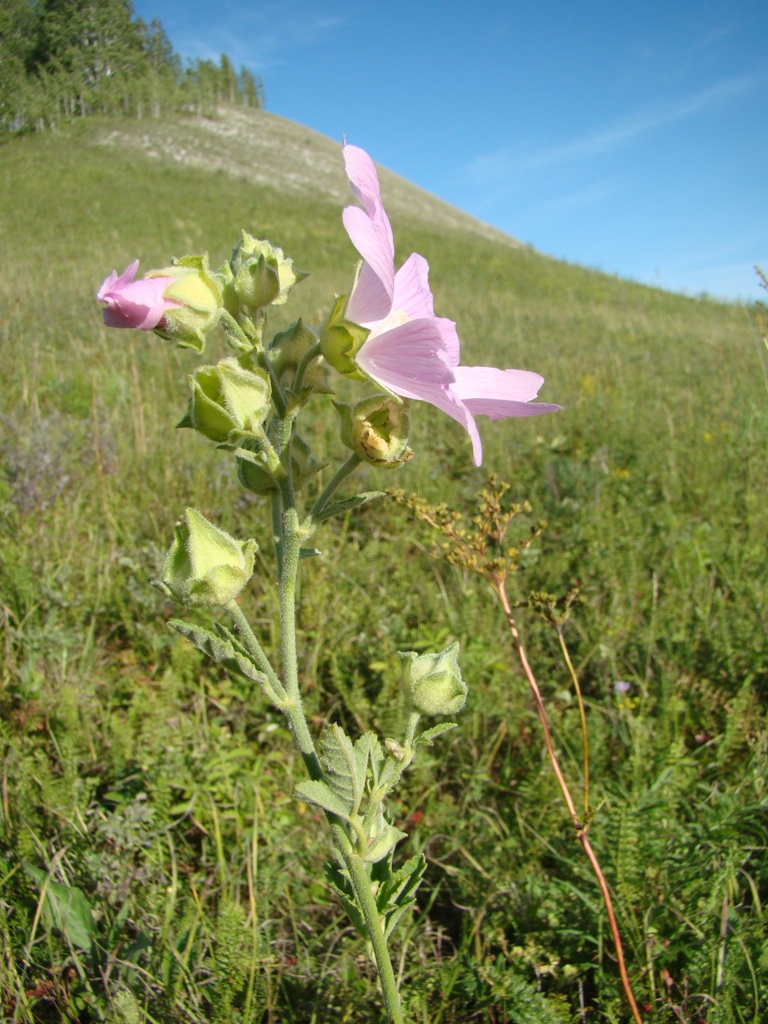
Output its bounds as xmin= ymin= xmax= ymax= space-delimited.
xmin=1 ymin=108 xmax=766 ymax=1023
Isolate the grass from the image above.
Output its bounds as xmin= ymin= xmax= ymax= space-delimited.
xmin=1 ymin=109 xmax=767 ymax=1023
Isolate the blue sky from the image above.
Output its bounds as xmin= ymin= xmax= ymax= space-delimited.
xmin=133 ymin=0 xmax=768 ymax=303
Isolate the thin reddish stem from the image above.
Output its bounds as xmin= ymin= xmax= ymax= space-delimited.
xmin=495 ymin=579 xmax=643 ymax=1024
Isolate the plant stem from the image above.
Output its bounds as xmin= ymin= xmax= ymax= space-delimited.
xmin=338 ymin=836 xmax=404 ymax=1024
xmin=309 ymin=452 xmax=362 ymax=520
xmin=227 ymin=600 xmax=287 ymax=705
xmin=495 ymin=579 xmax=643 ymax=1024
xmin=276 ymin=498 xmax=323 ymax=781
xmin=556 ymin=624 xmax=590 ymax=822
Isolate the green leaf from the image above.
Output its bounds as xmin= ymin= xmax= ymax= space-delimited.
xmin=299 ymin=546 xmax=322 ymax=559
xmin=314 ymin=491 xmax=387 ymax=523
xmin=294 ymin=779 xmax=352 ymax=820
xmin=320 ymin=724 xmax=369 ymax=814
xmin=376 ymin=853 xmax=427 ymax=937
xmin=417 ymin=722 xmax=458 ymax=746
xmin=25 ymin=865 xmax=94 ymax=953
xmin=169 ymin=619 xmax=267 ymax=686
xmin=364 ymin=818 xmax=408 ymax=864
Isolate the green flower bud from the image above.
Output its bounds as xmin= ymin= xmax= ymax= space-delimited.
xmin=146 ymin=254 xmax=223 ymax=353
xmin=335 ymin=394 xmax=413 ymax=469
xmin=177 ymin=358 xmax=272 ymax=443
xmin=230 ymin=232 xmax=307 ymax=308
xmin=269 ymin=319 xmax=332 ymax=398
xmin=400 ymin=642 xmax=466 ymax=717
xmin=319 ymin=294 xmax=369 ymax=381
xmin=158 ymin=508 xmax=257 ymax=608
xmin=237 ymin=435 xmax=324 ymax=495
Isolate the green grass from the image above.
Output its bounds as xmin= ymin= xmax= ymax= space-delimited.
xmin=1 ymin=111 xmax=767 ymax=1023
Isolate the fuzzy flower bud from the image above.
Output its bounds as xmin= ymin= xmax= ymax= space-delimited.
xmin=269 ymin=319 xmax=331 ymax=398
xmin=335 ymin=394 xmax=413 ymax=469
xmin=97 ymin=259 xmax=182 ymax=331
xmin=158 ymin=508 xmax=257 ymax=608
xmin=400 ymin=642 xmax=466 ymax=717
xmin=177 ymin=358 xmax=271 ymax=443
xmin=230 ymin=232 xmax=307 ymax=309
xmin=237 ymin=435 xmax=324 ymax=495
xmin=319 ymin=293 xmax=370 ymax=381
xmin=145 ymin=254 xmax=223 ymax=352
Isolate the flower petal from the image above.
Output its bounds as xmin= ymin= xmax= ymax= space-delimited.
xmin=390 ymin=255 xmax=461 ymax=367
xmin=357 ymin=318 xmax=456 ymax=394
xmin=392 ymin=253 xmax=434 ymax=319
xmin=98 ymin=264 xmax=180 ymax=331
xmin=343 ymin=145 xmax=395 ymax=322
xmin=450 ymin=366 xmax=561 ymax=419
xmin=343 ymin=144 xmax=391 ymax=225
xmin=345 ymin=253 xmax=393 ymax=324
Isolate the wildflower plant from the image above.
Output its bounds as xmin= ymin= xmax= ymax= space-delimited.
xmin=97 ymin=145 xmax=570 ymax=1022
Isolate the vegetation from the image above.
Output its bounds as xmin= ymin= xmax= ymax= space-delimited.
xmin=0 ymin=0 xmax=263 ymax=134
xmin=0 ymin=114 xmax=767 ymax=1022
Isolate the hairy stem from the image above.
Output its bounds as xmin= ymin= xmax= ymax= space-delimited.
xmin=336 ymin=833 xmax=403 ymax=1024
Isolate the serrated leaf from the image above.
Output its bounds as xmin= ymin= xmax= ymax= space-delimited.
xmin=294 ymin=779 xmax=352 ymax=820
xmin=169 ymin=619 xmax=267 ymax=686
xmin=320 ymin=724 xmax=368 ymax=814
xmin=417 ymin=722 xmax=458 ymax=746
xmin=377 ymin=854 xmax=427 ymax=937
xmin=314 ymin=491 xmax=387 ymax=523
xmin=25 ymin=865 xmax=94 ymax=953
xmin=377 ymin=853 xmax=427 ymax=914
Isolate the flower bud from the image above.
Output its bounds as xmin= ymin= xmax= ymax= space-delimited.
xmin=335 ymin=395 xmax=413 ymax=469
xmin=237 ymin=435 xmax=323 ymax=495
xmin=269 ymin=319 xmax=331 ymax=397
xmin=158 ymin=508 xmax=257 ymax=608
xmin=177 ymin=358 xmax=271 ymax=443
xmin=319 ymin=294 xmax=369 ymax=381
xmin=146 ymin=254 xmax=223 ymax=353
xmin=400 ymin=642 xmax=466 ymax=717
xmin=97 ymin=259 xmax=182 ymax=331
xmin=230 ymin=232 xmax=307 ymax=308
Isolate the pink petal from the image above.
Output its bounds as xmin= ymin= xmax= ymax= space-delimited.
xmin=346 ymin=251 xmax=393 ymax=324
xmin=450 ymin=366 xmax=561 ymax=419
xmin=96 ymin=259 xmax=139 ymax=302
xmin=418 ymin=385 xmax=485 ymax=466
xmin=357 ymin=319 xmax=456 ymax=394
xmin=342 ymin=145 xmax=396 ymax=323
xmin=391 ymin=253 xmax=434 ymax=319
xmin=391 ymin=255 xmax=461 ymax=367
xmin=343 ymin=145 xmax=390 ymax=224
xmin=98 ymin=263 xmax=179 ymax=331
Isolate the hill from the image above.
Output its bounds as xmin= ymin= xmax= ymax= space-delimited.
xmin=1 ymin=107 xmax=766 ymax=1023
xmin=94 ymin=106 xmax=520 ymax=245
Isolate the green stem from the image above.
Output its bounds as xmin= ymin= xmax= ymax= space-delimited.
xmin=270 ymin=488 xmax=284 ymax=579
xmin=337 ymin=835 xmax=403 ymax=1023
xmin=277 ymin=501 xmax=323 ymax=781
xmin=308 ymin=452 xmax=362 ymax=521
xmin=227 ymin=600 xmax=287 ymax=706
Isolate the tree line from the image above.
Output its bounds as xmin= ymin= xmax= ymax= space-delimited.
xmin=1 ymin=0 xmax=264 ymax=133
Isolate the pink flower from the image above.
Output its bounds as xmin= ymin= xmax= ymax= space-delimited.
xmin=342 ymin=144 xmax=559 ymax=465
xmin=97 ymin=260 xmax=181 ymax=331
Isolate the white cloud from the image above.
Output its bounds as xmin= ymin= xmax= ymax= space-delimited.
xmin=459 ymin=75 xmax=761 ymax=186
